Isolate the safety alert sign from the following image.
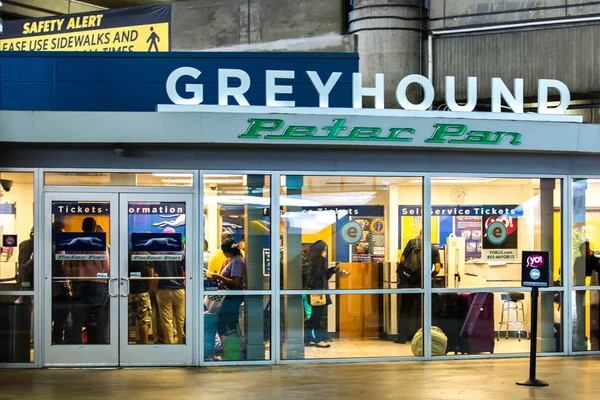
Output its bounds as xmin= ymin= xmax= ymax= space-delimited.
xmin=0 ymin=4 xmax=170 ymax=52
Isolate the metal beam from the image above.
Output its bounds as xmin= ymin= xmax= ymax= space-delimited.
xmin=2 ymin=0 xmax=105 ymax=18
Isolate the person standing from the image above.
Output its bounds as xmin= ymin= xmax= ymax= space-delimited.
xmin=128 ymin=247 xmax=154 ymax=344
xmin=209 ymin=239 xmax=246 ymax=337
xmin=305 ymin=240 xmax=337 ymax=348
xmin=64 ymin=217 xmax=110 ymax=344
xmin=155 ymin=227 xmax=186 ymax=344
xmin=207 ymin=232 xmax=245 ymax=276
xmin=395 ymin=231 xmax=441 ymax=344
xmin=51 ymin=222 xmax=71 ymax=344
xmin=17 ymin=227 xmax=34 ymax=289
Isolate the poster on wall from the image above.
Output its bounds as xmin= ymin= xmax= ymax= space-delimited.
xmin=351 ymin=217 xmax=385 ymax=262
xmin=482 ymin=215 xmax=519 ymax=261
xmin=0 ymin=4 xmax=171 ymax=52
xmin=454 ymin=216 xmax=482 ymax=260
xmin=128 ymin=203 xmax=186 ymax=250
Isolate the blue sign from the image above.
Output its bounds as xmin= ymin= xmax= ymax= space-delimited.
xmin=131 ymin=233 xmax=182 ymax=252
xmin=204 ymin=279 xmax=218 ymax=291
xmin=399 ymin=205 xmax=523 ymax=217
xmin=0 ymin=203 xmax=16 ymax=215
xmin=52 ymin=202 xmax=110 ymax=215
xmin=2 ymin=234 xmax=17 ymax=247
xmin=128 ymin=203 xmax=185 ymax=215
xmin=263 ymin=249 xmax=271 ymax=276
xmin=301 ymin=205 xmax=385 ymax=218
xmin=0 ymin=52 xmax=357 ymax=111
xmin=56 ymin=232 xmax=106 ymax=251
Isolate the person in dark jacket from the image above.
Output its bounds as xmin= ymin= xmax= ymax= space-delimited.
xmin=305 ymin=240 xmax=337 ymax=348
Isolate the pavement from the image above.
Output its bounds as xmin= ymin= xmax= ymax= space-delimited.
xmin=1 ymin=356 xmax=599 ymax=400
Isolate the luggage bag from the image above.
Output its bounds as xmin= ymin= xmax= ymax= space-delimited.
xmin=459 ymin=292 xmax=495 ymax=354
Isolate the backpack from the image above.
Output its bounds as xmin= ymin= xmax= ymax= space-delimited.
xmin=18 ymin=256 xmax=34 ymax=289
xmin=402 ymin=239 xmax=421 ymax=286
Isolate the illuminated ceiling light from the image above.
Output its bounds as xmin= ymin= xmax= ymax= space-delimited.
xmin=153 ymin=173 xmax=193 ymax=178
xmin=410 ymin=178 xmax=496 ymax=184
xmin=162 ymin=179 xmax=193 ymax=184
xmin=203 ymin=179 xmax=244 ymax=184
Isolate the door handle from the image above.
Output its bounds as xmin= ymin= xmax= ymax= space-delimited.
xmin=108 ymin=278 xmax=119 ymax=297
xmin=120 ymin=278 xmax=130 ymax=297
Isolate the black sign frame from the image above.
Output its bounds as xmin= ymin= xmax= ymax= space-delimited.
xmin=521 ymin=250 xmax=551 ymax=288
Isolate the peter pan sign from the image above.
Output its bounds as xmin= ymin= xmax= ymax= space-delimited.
xmin=238 ymin=119 xmax=522 ymax=146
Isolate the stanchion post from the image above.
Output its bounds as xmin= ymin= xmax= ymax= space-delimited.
xmin=517 ymin=251 xmax=550 ymax=387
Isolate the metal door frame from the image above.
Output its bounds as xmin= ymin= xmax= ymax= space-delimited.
xmin=118 ymin=193 xmax=194 ymax=366
xmin=43 ymin=192 xmax=120 ymax=367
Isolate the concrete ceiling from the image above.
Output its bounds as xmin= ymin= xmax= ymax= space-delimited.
xmin=2 ymin=0 xmax=170 ymax=19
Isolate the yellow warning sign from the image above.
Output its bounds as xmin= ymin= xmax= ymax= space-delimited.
xmin=0 ymin=5 xmax=171 ymax=52
xmin=1 ymin=23 xmax=168 ymax=52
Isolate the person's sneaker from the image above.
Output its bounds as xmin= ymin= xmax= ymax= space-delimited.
xmin=394 ymin=337 xmax=407 ymax=344
xmin=315 ymin=341 xmax=331 ymax=348
xmin=305 ymin=341 xmax=316 ymax=347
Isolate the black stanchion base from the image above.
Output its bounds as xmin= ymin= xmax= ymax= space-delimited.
xmin=516 ymin=379 xmax=549 ymax=387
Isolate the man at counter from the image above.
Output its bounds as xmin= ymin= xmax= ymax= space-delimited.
xmin=395 ymin=230 xmax=441 ymax=344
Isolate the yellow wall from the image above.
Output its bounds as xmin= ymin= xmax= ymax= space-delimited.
xmin=303 ymin=225 xmax=333 ymax=262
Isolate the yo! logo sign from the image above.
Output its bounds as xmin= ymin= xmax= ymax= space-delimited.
xmin=527 ymin=254 xmax=545 ymax=268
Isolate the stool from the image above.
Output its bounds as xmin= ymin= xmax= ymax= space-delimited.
xmin=497 ymin=293 xmax=529 ymax=341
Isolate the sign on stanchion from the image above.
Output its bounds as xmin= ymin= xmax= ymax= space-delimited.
xmin=516 ymin=251 xmax=550 ymax=387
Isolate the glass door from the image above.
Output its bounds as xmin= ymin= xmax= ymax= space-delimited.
xmin=44 ymin=193 xmax=119 ymax=366
xmin=118 ymin=194 xmax=193 ymax=366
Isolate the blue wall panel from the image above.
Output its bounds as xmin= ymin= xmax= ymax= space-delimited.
xmin=0 ymin=52 xmax=359 ymax=111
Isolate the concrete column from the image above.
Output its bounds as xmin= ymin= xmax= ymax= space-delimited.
xmin=385 ymin=184 xmax=399 ymax=336
xmin=245 ymin=175 xmax=267 ymax=359
xmin=536 ymin=179 xmax=556 ymax=352
xmin=349 ymin=0 xmax=425 ymax=108
xmin=282 ymin=176 xmax=305 ymax=359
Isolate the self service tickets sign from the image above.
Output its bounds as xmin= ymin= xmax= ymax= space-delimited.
xmin=0 ymin=4 xmax=171 ymax=52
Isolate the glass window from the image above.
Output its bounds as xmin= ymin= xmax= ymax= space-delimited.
xmin=572 ymin=289 xmax=600 ymax=352
xmin=203 ymin=294 xmax=270 ymax=362
xmin=280 ymin=176 xmax=423 ymax=290
xmin=127 ymin=201 xmax=187 ymax=345
xmin=0 ymin=172 xmax=35 ymax=292
xmin=572 ymin=178 xmax=600 ymax=287
xmin=432 ymin=291 xmax=562 ymax=356
xmin=45 ymin=172 xmax=194 ymax=187
xmin=203 ymin=174 xmax=271 ymax=291
xmin=0 ymin=295 xmax=33 ymax=363
xmin=280 ymin=294 xmax=422 ymax=360
xmin=430 ymin=178 xmax=562 ymax=289
xmin=51 ymin=201 xmax=111 ymax=345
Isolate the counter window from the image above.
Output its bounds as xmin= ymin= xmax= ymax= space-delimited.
xmin=0 ymin=171 xmax=35 ymax=363
xmin=430 ymin=178 xmax=562 ymax=289
xmin=571 ymin=178 xmax=600 ymax=352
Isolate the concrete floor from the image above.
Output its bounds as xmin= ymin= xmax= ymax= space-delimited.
xmin=1 ymin=356 xmax=599 ymax=400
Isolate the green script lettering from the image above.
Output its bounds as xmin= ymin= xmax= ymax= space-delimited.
xmin=449 ymin=130 xmax=495 ymax=144
xmin=238 ymin=118 xmax=284 ymax=138
xmin=348 ymin=127 xmax=382 ymax=139
xmin=387 ymin=128 xmax=415 ymax=142
xmin=425 ymin=124 xmax=468 ymax=143
xmin=494 ymin=132 xmax=522 ymax=145
xmin=266 ymin=125 xmax=317 ymax=139
xmin=322 ymin=119 xmax=348 ymax=138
